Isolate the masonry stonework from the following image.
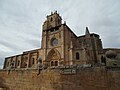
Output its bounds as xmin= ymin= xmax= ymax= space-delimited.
xmin=0 ymin=68 xmax=120 ymax=90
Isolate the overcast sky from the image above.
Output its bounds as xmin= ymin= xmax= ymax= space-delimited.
xmin=0 ymin=0 xmax=120 ymax=68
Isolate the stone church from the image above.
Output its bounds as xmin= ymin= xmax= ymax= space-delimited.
xmin=3 ymin=11 xmax=120 ymax=69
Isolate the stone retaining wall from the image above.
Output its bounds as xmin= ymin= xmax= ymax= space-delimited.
xmin=0 ymin=68 xmax=119 ymax=90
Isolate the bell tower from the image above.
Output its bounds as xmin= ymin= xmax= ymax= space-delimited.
xmin=41 ymin=11 xmax=63 ymax=67
xmin=42 ymin=11 xmax=62 ymax=30
xmin=41 ymin=11 xmax=63 ymax=49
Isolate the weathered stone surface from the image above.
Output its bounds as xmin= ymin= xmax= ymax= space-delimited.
xmin=0 ymin=68 xmax=120 ymax=90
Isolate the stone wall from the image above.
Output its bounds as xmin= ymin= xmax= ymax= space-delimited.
xmin=0 ymin=67 xmax=120 ymax=90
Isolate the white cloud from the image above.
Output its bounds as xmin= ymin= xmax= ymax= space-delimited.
xmin=0 ymin=44 xmax=12 ymax=52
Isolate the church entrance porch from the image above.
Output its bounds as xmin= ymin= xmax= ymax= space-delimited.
xmin=47 ymin=49 xmax=61 ymax=67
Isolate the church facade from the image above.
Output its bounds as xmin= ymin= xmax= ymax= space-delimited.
xmin=3 ymin=11 xmax=120 ymax=69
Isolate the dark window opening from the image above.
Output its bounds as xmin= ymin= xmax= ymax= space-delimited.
xmin=55 ymin=27 xmax=59 ymax=31
xmin=17 ymin=61 xmax=20 ymax=66
xmin=50 ymin=17 xmax=53 ymax=21
xmin=11 ymin=61 xmax=15 ymax=67
xmin=55 ymin=61 xmax=58 ymax=66
xmin=50 ymin=29 xmax=54 ymax=32
xmin=76 ymin=52 xmax=80 ymax=60
xmin=101 ymin=56 xmax=106 ymax=65
xmin=51 ymin=61 xmax=54 ymax=66
xmin=113 ymin=63 xmax=117 ymax=66
xmin=25 ymin=63 xmax=27 ymax=67
xmin=32 ymin=58 xmax=34 ymax=65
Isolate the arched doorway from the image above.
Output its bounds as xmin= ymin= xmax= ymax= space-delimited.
xmin=47 ymin=49 xmax=61 ymax=67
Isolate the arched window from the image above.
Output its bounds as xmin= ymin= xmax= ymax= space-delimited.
xmin=76 ymin=52 xmax=80 ymax=60
xmin=101 ymin=56 xmax=106 ymax=65
xmin=50 ymin=17 xmax=53 ymax=21
xmin=55 ymin=61 xmax=58 ymax=66
xmin=17 ymin=61 xmax=20 ymax=66
xmin=24 ymin=63 xmax=27 ymax=67
xmin=51 ymin=61 xmax=54 ymax=66
xmin=11 ymin=61 xmax=15 ymax=67
xmin=32 ymin=58 xmax=34 ymax=65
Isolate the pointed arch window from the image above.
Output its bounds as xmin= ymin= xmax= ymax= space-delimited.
xmin=76 ymin=52 xmax=80 ymax=60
